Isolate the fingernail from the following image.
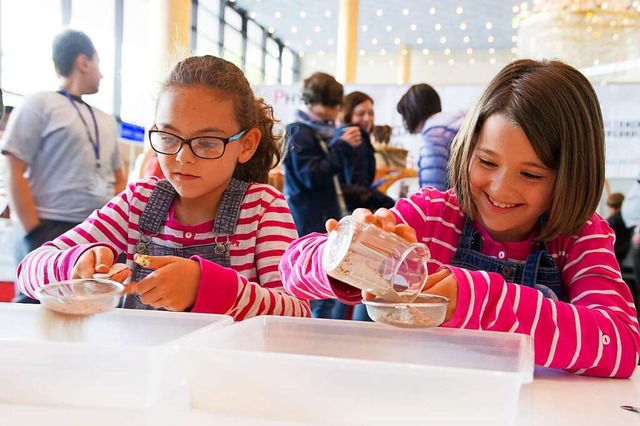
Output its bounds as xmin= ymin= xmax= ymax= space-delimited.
xmin=96 ymin=264 xmax=108 ymax=271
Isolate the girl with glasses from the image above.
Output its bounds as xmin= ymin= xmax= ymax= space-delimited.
xmin=16 ymin=55 xmax=310 ymax=320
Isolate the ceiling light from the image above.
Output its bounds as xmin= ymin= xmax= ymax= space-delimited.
xmin=448 ymin=58 xmax=455 ymax=65
xmin=422 ymin=48 xmax=430 ymax=55
xmin=284 ymin=40 xmax=289 ymax=46
xmin=456 ymin=6 xmax=463 ymax=14
xmin=359 ymin=49 xmax=365 ymax=56
xmin=512 ymin=35 xmax=518 ymax=42
xmin=249 ymin=12 xmax=256 ymax=19
xmin=489 ymin=47 xmax=496 ymax=54
xmin=460 ymin=22 xmax=467 ymax=30
xmin=305 ymin=39 xmax=312 ymax=46
xmin=435 ymin=23 xmax=442 ymax=30
xmin=394 ymin=38 xmax=401 ymax=45
xmin=328 ymin=39 xmax=334 ymax=45
xmin=416 ymin=37 xmax=424 ymax=44
xmin=274 ymin=11 xmax=281 ymax=19
xmin=300 ymin=11 xmax=306 ymax=18
xmin=488 ymin=35 xmax=495 ymax=43
xmin=371 ymin=38 xmax=378 ymax=45
xmin=376 ymin=9 xmax=383 ymax=16
xmin=429 ymin=7 xmax=436 ymax=15
xmin=401 ymin=48 xmax=409 ymax=56
xmin=466 ymin=47 xmax=473 ymax=54
xmin=513 ymin=5 xmax=520 ymax=13
xmin=469 ymin=58 xmax=476 ymax=64
xmin=512 ymin=21 xmax=519 ymax=29
xmin=511 ymin=47 xmax=518 ymax=54
xmin=362 ymin=25 xmax=368 ymax=31
xmin=314 ymin=26 xmax=321 ymax=32
xmin=298 ymin=52 xmax=304 ymax=58
xmin=440 ymin=36 xmax=447 ymax=43
xmin=444 ymin=48 xmax=451 ymax=55
xmin=368 ymin=59 xmax=375 ymax=66
xmin=410 ymin=24 xmax=417 ymax=31
xmin=486 ymin=22 xmax=493 ymax=30
xmin=291 ymin=26 xmax=298 ymax=33
xmin=386 ymin=25 xmax=392 ymax=31
xmin=490 ymin=57 xmax=497 ymax=64
xmin=463 ymin=36 xmax=470 ymax=43
xmin=402 ymin=8 xmax=410 ymax=15
xmin=318 ymin=51 xmax=325 ymax=57
xmin=268 ymin=27 xmax=275 ymax=34
xmin=428 ymin=59 xmax=434 ymax=65
xmin=324 ymin=10 xmax=331 ymax=18
xmin=380 ymin=49 xmax=387 ymax=56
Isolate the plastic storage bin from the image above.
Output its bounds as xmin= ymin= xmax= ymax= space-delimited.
xmin=0 ymin=303 xmax=232 ymax=409
xmin=180 ymin=316 xmax=533 ymax=426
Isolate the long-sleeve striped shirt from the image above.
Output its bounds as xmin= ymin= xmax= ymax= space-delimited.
xmin=18 ymin=178 xmax=311 ymax=320
xmin=280 ymin=187 xmax=640 ymax=377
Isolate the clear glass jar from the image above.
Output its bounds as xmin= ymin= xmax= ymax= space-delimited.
xmin=323 ymin=216 xmax=429 ymax=303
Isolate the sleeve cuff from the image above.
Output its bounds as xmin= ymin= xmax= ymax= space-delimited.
xmin=328 ymin=277 xmax=362 ymax=305
xmin=190 ymin=255 xmax=239 ymax=314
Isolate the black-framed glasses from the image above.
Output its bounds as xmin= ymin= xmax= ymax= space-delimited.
xmin=148 ymin=128 xmax=248 ymax=160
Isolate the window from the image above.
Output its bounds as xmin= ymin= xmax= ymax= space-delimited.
xmin=120 ymin=0 xmax=151 ymax=125
xmin=70 ymin=0 xmax=116 ymax=113
xmin=0 ymin=0 xmax=62 ymax=102
xmin=196 ymin=4 xmax=220 ymax=56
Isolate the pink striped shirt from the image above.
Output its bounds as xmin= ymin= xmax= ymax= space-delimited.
xmin=280 ymin=187 xmax=640 ymax=377
xmin=18 ymin=178 xmax=311 ymax=320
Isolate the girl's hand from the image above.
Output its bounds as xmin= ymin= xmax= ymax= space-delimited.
xmin=72 ymin=247 xmax=131 ymax=283
xmin=326 ymin=208 xmax=416 ymax=242
xmin=129 ymin=254 xmax=201 ymax=311
xmin=421 ymin=269 xmax=458 ymax=322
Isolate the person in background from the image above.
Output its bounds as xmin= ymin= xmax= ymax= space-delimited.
xmin=282 ymin=72 xmax=360 ymax=319
xmin=1 ymin=29 xmax=126 ymax=303
xmin=371 ymin=124 xmax=408 ymax=168
xmin=332 ymin=91 xmax=395 ymax=214
xmin=620 ymin=179 xmax=640 ymax=314
xmin=606 ymin=192 xmax=633 ymax=266
xmin=397 ymin=83 xmax=465 ymax=190
xmin=16 ymin=55 xmax=310 ymax=320
xmin=281 ymin=59 xmax=640 ymax=378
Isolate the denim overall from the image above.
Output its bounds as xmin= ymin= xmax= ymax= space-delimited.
xmin=450 ymin=217 xmax=564 ymax=301
xmin=123 ymin=178 xmax=249 ymax=310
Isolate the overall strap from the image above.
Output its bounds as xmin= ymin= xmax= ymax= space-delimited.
xmin=214 ymin=178 xmax=250 ymax=235
xmin=138 ymin=179 xmax=176 ymax=235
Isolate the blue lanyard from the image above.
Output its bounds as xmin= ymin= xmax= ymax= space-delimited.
xmin=58 ymin=89 xmax=101 ymax=168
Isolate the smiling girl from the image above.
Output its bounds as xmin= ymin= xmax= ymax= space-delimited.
xmin=280 ymin=59 xmax=640 ymax=377
xmin=17 ymin=55 xmax=310 ymax=320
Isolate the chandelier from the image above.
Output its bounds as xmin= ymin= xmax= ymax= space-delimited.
xmin=517 ymin=1 xmax=640 ymax=71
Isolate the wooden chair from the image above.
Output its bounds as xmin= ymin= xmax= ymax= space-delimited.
xmin=373 ymin=167 xmax=418 ymax=195
xmin=268 ymin=166 xmax=285 ymax=193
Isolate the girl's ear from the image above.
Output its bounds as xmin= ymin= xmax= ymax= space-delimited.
xmin=237 ymin=127 xmax=261 ymax=164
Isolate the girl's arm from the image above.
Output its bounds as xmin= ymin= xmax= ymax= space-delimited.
xmin=191 ymin=188 xmax=311 ymax=320
xmin=444 ymin=218 xmax=640 ymax=378
xmin=16 ymin=182 xmax=137 ymax=298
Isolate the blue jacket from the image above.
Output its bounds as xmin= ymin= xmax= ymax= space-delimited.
xmin=418 ymin=110 xmax=466 ymax=190
xmin=283 ymin=122 xmax=354 ymax=236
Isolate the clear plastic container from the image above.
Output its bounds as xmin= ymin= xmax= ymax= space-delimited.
xmin=0 ymin=303 xmax=232 ymax=408
xmin=180 ymin=315 xmax=534 ymax=426
xmin=323 ymin=216 xmax=429 ymax=303
xmin=363 ymin=293 xmax=449 ymax=328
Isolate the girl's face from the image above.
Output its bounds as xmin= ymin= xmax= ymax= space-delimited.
xmin=154 ymin=85 xmax=258 ymax=204
xmin=468 ymin=114 xmax=557 ymax=242
xmin=351 ymin=100 xmax=374 ymax=133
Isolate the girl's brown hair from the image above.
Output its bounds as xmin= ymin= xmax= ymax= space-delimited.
xmin=449 ymin=59 xmax=605 ymax=241
xmin=341 ymin=91 xmax=374 ymax=125
xmin=159 ymin=55 xmax=280 ymax=184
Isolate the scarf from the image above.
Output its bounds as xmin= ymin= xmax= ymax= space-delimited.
xmin=294 ymin=108 xmax=336 ymax=141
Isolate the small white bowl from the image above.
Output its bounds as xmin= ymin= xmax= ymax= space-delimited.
xmin=363 ymin=294 xmax=450 ymax=328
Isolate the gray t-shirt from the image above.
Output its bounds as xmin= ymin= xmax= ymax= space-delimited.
xmin=1 ymin=91 xmax=122 ymax=223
